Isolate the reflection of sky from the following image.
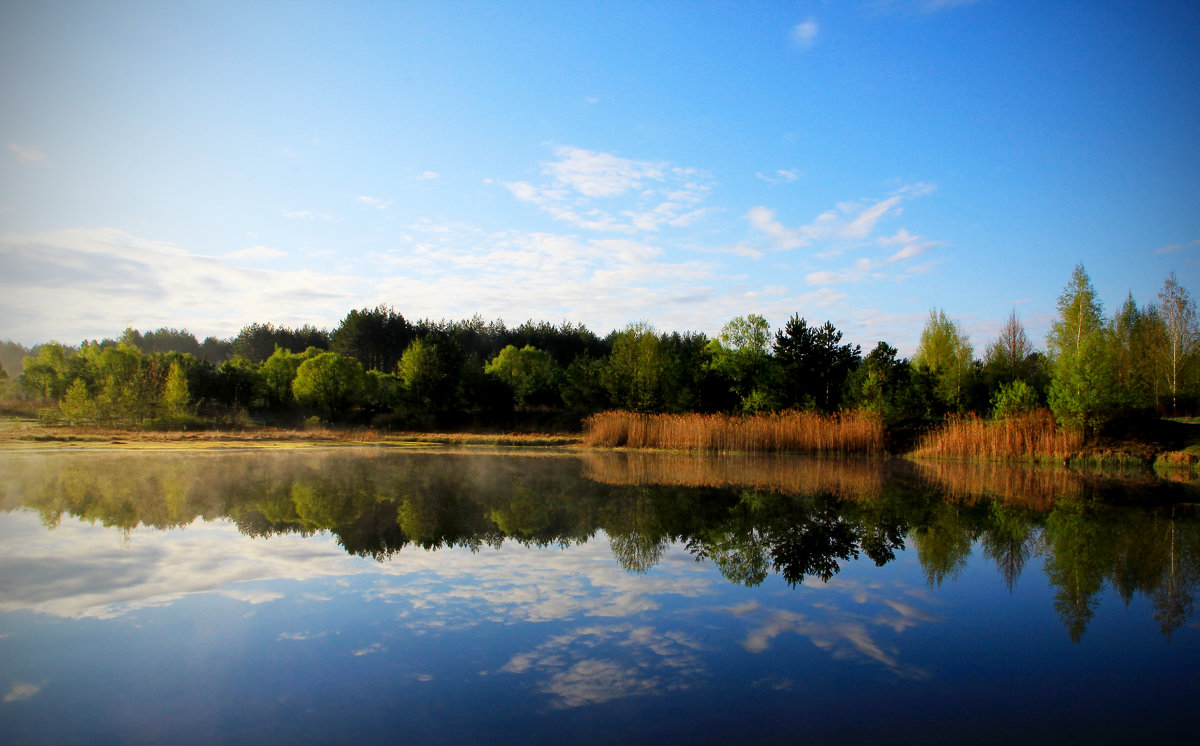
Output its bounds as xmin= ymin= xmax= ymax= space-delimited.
xmin=2 ymin=508 xmax=1198 ymax=744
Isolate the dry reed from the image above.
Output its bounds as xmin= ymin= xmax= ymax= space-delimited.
xmin=581 ymin=450 xmax=885 ymax=499
xmin=582 ymin=410 xmax=884 ymax=454
xmin=911 ymin=411 xmax=1083 ymax=462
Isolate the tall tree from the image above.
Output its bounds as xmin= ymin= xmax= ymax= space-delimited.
xmin=1046 ymin=264 xmax=1114 ymax=430
xmin=709 ymin=314 xmax=776 ymax=412
xmin=984 ymin=310 xmax=1034 ymax=387
xmin=773 ymin=316 xmax=860 ymax=411
xmin=603 ymin=322 xmax=668 ymax=413
xmin=1156 ymin=272 xmax=1198 ymax=414
xmin=912 ymin=308 xmax=973 ymax=413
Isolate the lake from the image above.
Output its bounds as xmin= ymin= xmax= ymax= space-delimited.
xmin=1 ymin=448 xmax=1197 ymax=744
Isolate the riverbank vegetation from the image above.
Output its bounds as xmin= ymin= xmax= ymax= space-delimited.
xmin=1 ymin=266 xmax=1197 ymax=462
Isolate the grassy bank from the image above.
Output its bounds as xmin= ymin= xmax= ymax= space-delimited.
xmin=582 ymin=410 xmax=884 ymax=455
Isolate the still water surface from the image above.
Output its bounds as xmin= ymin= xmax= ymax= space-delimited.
xmin=1 ymin=448 xmax=1197 ymax=744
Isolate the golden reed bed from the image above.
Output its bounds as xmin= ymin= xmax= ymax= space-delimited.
xmin=582 ymin=410 xmax=884 ymax=454
xmin=911 ymin=411 xmax=1083 ymax=461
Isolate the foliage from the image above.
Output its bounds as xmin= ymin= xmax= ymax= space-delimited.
xmin=912 ymin=308 xmax=973 ymax=414
xmin=991 ymin=380 xmax=1040 ymax=419
xmin=773 ymin=315 xmax=860 ymax=412
xmin=331 ymin=305 xmax=413 ymax=372
xmin=484 ymin=344 xmax=562 ymax=409
xmin=397 ymin=335 xmax=467 ymax=416
xmin=603 ymin=322 xmax=668 ymax=413
xmin=293 ymin=351 xmax=367 ymax=422
xmin=1047 ymin=265 xmax=1117 ymax=431
xmin=708 ymin=314 xmax=776 ymax=413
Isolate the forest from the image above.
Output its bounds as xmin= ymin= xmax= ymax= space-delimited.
xmin=0 ymin=265 xmax=1195 ymax=443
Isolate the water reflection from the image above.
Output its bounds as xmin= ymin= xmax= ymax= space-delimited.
xmin=1 ymin=449 xmax=1198 ymax=642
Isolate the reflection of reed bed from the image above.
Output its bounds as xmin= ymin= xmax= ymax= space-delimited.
xmin=581 ymin=450 xmax=885 ymax=499
xmin=912 ymin=411 xmax=1083 ymax=461
xmin=582 ymin=410 xmax=884 ymax=454
xmin=913 ymin=460 xmax=1086 ymax=509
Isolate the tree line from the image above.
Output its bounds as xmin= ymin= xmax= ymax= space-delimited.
xmin=0 ymin=266 xmax=1195 ymax=432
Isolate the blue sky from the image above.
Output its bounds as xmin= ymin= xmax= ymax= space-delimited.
xmin=1 ymin=0 xmax=1197 ymax=355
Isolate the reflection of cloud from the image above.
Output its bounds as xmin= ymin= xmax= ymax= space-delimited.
xmin=728 ymin=578 xmax=935 ymax=679
xmin=219 ymin=589 xmax=284 ymax=605
xmin=3 ymin=682 xmax=42 ymax=702
xmin=352 ymin=642 xmax=385 ymax=656
xmin=546 ymin=659 xmax=655 ymax=708
xmin=498 ymin=623 xmax=707 ymax=709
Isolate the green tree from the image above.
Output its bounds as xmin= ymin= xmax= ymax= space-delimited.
xmin=293 ymin=352 xmax=367 ymax=422
xmin=331 ymin=305 xmax=413 ymax=373
xmin=603 ymin=322 xmax=668 ymax=413
xmin=484 ymin=345 xmax=562 ymax=409
xmin=19 ymin=342 xmax=73 ymax=400
xmin=59 ymin=377 xmax=94 ymax=424
xmin=912 ymin=308 xmax=973 ymax=413
xmin=772 ymin=315 xmax=860 ymax=411
xmin=260 ymin=346 xmax=321 ymax=410
xmin=708 ymin=314 xmax=776 ymax=413
xmin=1108 ymin=294 xmax=1160 ymax=411
xmin=160 ymin=361 xmax=192 ymax=422
xmin=1046 ymin=265 xmax=1115 ymax=431
xmin=396 ymin=336 xmax=467 ymax=415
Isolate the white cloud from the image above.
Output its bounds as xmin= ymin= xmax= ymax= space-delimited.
xmin=416 ymin=171 xmax=440 ymax=180
xmin=746 ymin=207 xmax=804 ymax=250
xmin=226 ymin=245 xmax=287 ymax=261
xmin=747 ymin=188 xmax=921 ymax=253
xmin=0 ymin=227 xmax=370 ymax=343
xmin=356 ymin=195 xmax=392 ymax=210
xmin=504 ymin=145 xmax=714 ymax=234
xmin=9 ymin=143 xmax=45 ymax=163
xmin=791 ymin=20 xmax=819 ymax=49
xmin=880 ymin=228 xmax=939 ymax=263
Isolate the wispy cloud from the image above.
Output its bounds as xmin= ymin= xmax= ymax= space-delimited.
xmin=747 ymin=185 xmax=932 ymax=253
xmin=504 ymin=145 xmax=714 ymax=234
xmin=805 ymin=257 xmax=883 ymax=286
xmin=226 ymin=245 xmax=287 ymax=261
xmin=1155 ymin=239 xmax=1200 ymax=255
xmin=9 ymin=143 xmax=45 ymax=163
xmin=755 ymin=169 xmax=802 ymax=185
xmin=791 ymin=20 xmax=819 ymax=49
xmin=416 ymin=171 xmax=440 ymax=180
xmin=282 ymin=209 xmax=341 ymax=222
xmin=356 ymin=195 xmax=392 ymax=210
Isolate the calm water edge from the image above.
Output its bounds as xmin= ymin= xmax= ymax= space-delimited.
xmin=1 ymin=448 xmax=1197 ymax=745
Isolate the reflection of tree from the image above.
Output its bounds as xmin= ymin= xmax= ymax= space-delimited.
xmin=980 ymin=503 xmax=1042 ymax=592
xmin=3 ymin=451 xmax=1200 ymax=639
xmin=1043 ymin=501 xmax=1108 ymax=643
xmin=1152 ymin=515 xmax=1196 ymax=640
xmin=912 ymin=503 xmax=977 ymax=588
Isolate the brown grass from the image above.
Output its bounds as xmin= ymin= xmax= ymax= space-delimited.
xmin=911 ymin=411 xmax=1083 ymax=462
xmin=581 ymin=450 xmax=885 ymax=499
xmin=582 ymin=410 xmax=884 ymax=454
